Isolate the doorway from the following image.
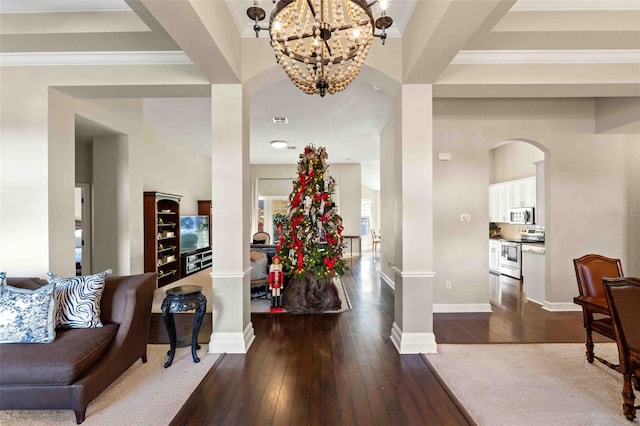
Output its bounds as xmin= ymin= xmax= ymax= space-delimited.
xmin=74 ymin=184 xmax=92 ymax=275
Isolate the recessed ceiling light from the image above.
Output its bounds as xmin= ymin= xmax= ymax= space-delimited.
xmin=272 ymin=117 xmax=288 ymax=124
xmin=373 ymin=84 xmax=381 ymax=90
xmin=270 ymin=140 xmax=288 ymax=149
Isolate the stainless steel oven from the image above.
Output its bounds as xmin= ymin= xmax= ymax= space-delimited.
xmin=500 ymin=240 xmax=521 ymax=279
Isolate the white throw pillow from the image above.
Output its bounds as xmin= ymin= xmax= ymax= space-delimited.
xmin=47 ymin=269 xmax=112 ymax=329
xmin=0 ymin=282 xmax=57 ymax=344
xmin=250 ymin=255 xmax=269 ymax=280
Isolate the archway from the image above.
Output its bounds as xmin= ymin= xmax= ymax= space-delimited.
xmin=488 ymin=138 xmax=549 ymax=310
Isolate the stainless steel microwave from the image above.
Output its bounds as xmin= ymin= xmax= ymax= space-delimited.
xmin=509 ymin=207 xmax=535 ymax=225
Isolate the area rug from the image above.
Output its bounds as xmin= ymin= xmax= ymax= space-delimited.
xmin=424 ymin=343 xmax=635 ymax=425
xmin=250 ymin=277 xmax=352 ymax=314
xmin=0 ymin=345 xmax=221 ymax=425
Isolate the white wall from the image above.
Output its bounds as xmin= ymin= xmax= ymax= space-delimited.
xmin=250 ymin=163 xmax=363 ymax=238
xmin=48 ymin=89 xmax=77 ymax=277
xmin=380 ymin=113 xmax=396 ymax=283
xmin=0 ymin=64 xmax=208 ymax=277
xmin=490 ymin=140 xmax=544 ymax=184
xmin=74 ymin=98 xmax=145 ymax=276
xmin=75 ymin=141 xmax=93 ymax=184
xmin=433 ymin=103 xmax=490 ymax=305
xmin=142 ymin=119 xmax=212 ymax=215
xmin=433 ymin=98 xmax=639 ymax=307
xmin=93 ymin=135 xmax=129 ymax=275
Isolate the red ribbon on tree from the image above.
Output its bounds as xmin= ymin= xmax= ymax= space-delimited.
xmin=291 ymin=170 xmax=316 ymax=208
xmin=297 ymin=249 xmax=304 ymax=272
xmin=290 ymin=215 xmax=305 ymax=271
xmin=324 ymin=255 xmax=338 ymax=276
xmin=313 ymin=193 xmax=329 ymax=202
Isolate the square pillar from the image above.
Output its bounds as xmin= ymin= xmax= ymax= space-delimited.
xmin=209 ymin=84 xmax=254 ymax=353
xmin=390 ymin=85 xmax=437 ymax=354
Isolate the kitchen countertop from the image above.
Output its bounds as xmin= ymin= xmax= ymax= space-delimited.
xmin=489 ymin=238 xmax=545 ymax=254
xmin=522 ymin=242 xmax=545 ymax=255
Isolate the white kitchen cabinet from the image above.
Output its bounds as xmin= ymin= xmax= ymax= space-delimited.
xmin=489 ymin=177 xmax=536 ymax=223
xmin=522 ymin=251 xmax=545 ymax=304
xmin=511 ymin=177 xmax=536 ymax=208
xmin=499 ymin=183 xmax=512 ymax=222
xmin=488 ymin=184 xmax=500 ymax=222
xmin=489 ymin=239 xmax=501 ymax=273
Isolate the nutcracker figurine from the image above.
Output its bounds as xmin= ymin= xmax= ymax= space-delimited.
xmin=269 ymin=255 xmax=284 ymax=313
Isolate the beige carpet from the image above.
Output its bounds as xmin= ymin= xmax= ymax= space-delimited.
xmin=152 ymin=269 xmax=351 ymax=314
xmin=425 ymin=343 xmax=636 ymax=425
xmin=0 ymin=345 xmax=221 ymax=425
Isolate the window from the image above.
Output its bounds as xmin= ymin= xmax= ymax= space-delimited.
xmin=361 ymin=199 xmax=372 ymax=236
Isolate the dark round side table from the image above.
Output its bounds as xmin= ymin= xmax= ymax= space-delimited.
xmin=161 ymin=285 xmax=207 ymax=368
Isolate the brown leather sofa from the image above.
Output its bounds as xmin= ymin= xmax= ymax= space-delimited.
xmin=0 ymin=273 xmax=155 ymax=424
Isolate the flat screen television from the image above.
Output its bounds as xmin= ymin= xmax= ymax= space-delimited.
xmin=180 ymin=215 xmax=210 ymax=253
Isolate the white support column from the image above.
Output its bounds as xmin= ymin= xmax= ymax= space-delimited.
xmin=209 ymin=84 xmax=254 ymax=353
xmin=389 ymin=85 xmax=438 ymax=354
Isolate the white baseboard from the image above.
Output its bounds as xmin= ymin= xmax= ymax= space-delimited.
xmin=542 ymin=301 xmax=582 ymax=312
xmin=380 ymin=270 xmax=395 ymax=290
xmin=209 ymin=322 xmax=255 ymax=353
xmin=433 ymin=303 xmax=492 ymax=313
xmin=390 ymin=322 xmax=438 ymax=354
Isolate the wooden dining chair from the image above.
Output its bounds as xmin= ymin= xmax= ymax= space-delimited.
xmin=573 ymin=254 xmax=623 ymax=368
xmin=603 ymin=277 xmax=640 ymax=421
xmin=371 ymin=229 xmax=381 ymax=252
xmin=252 ymin=231 xmax=271 ymax=245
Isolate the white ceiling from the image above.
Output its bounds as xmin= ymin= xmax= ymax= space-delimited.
xmin=227 ymin=0 xmax=417 ymax=39
xmin=2 ymin=0 xmax=639 ymax=191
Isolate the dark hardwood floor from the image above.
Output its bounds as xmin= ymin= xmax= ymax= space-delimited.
xmin=147 ymin=252 xmax=600 ymax=425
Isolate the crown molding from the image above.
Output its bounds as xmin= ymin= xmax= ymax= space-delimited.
xmin=511 ymin=0 xmax=640 ymax=12
xmin=0 ymin=0 xmax=130 ymax=13
xmin=0 ymin=51 xmax=192 ymax=66
xmin=452 ymin=49 xmax=640 ymax=64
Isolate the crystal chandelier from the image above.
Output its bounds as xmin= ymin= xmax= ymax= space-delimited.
xmin=247 ymin=0 xmax=393 ymax=97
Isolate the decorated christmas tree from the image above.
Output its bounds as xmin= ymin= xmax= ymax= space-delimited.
xmin=276 ymin=144 xmax=346 ymax=313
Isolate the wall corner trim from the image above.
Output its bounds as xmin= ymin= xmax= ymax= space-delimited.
xmin=209 ymin=323 xmax=255 ymax=354
xmin=433 ymin=303 xmax=492 ymax=313
xmin=380 ymin=270 xmax=395 ymax=290
xmin=542 ymin=301 xmax=582 ymax=312
xmin=210 ymin=269 xmax=250 ymax=279
xmin=390 ymin=322 xmax=438 ymax=354
xmin=391 ymin=266 xmax=437 ymax=278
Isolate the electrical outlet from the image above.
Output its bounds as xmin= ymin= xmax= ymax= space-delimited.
xmin=460 ymin=214 xmax=471 ymax=222
xmin=445 ymin=280 xmax=452 ymax=290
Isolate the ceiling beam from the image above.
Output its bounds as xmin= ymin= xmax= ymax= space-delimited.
xmin=402 ymin=0 xmax=515 ymax=84
xmin=139 ymin=0 xmax=240 ymax=84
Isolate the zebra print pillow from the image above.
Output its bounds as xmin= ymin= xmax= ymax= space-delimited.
xmin=46 ymin=269 xmax=112 ymax=329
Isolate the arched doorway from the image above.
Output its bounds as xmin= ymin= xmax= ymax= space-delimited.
xmin=489 ymin=139 xmax=549 ymax=310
